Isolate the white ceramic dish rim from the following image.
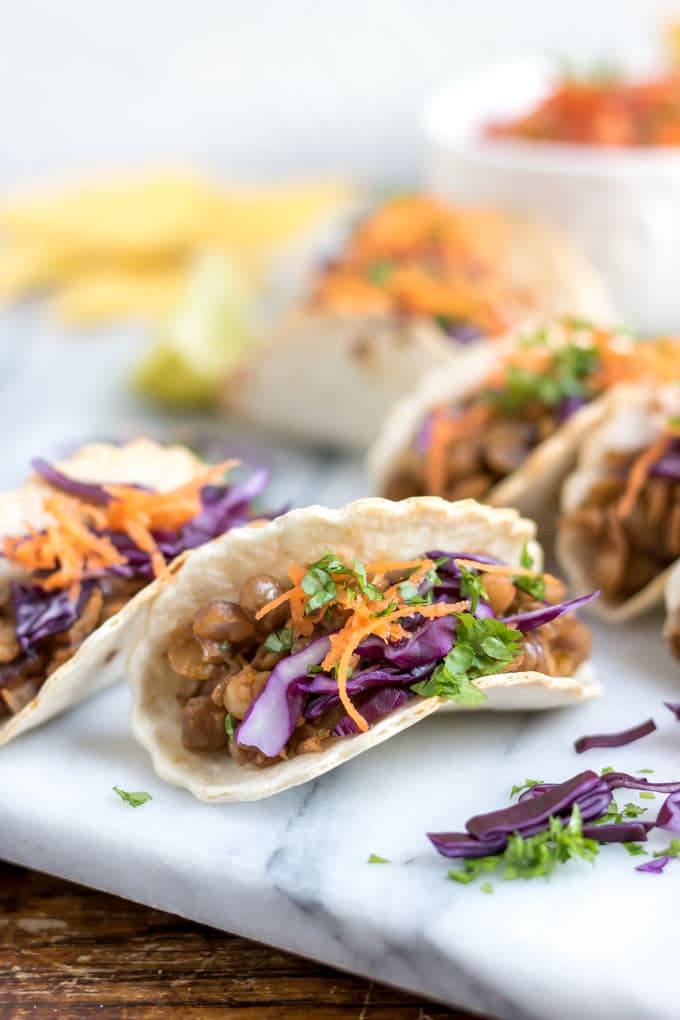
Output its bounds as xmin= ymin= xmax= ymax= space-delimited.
xmin=424 ymin=56 xmax=680 ymax=178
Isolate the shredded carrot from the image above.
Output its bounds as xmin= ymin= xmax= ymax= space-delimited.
xmin=617 ymin=432 xmax=674 ymax=519
xmin=322 ymin=600 xmax=468 ymax=733
xmin=3 ymin=459 xmax=239 ymax=594
xmin=425 ymin=403 xmax=492 ymax=496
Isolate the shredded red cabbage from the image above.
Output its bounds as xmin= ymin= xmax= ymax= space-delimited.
xmin=556 ymin=394 xmax=589 ymax=422
xmin=5 ymin=462 xmax=270 ymax=666
xmin=333 ymin=686 xmax=413 ymax=736
xmin=664 ymin=702 xmax=680 ymax=721
xmin=502 ymin=590 xmax=600 ymax=633
xmin=574 ymin=718 xmax=657 ymax=754
xmin=11 ymin=581 xmax=95 ymax=655
xmin=649 ymin=439 xmax=680 ymax=481
xmin=636 ymin=857 xmax=672 ymax=874
xmin=656 ymin=791 xmax=680 ymax=834
xmin=235 ymin=636 xmax=331 ymax=757
xmin=428 ymin=769 xmax=680 ymax=862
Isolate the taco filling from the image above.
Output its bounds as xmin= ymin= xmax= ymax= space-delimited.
xmin=311 ymin=194 xmax=531 ymax=342
xmin=383 ymin=323 xmax=680 ymax=502
xmin=560 ymin=424 xmax=680 ymax=606
xmin=167 ymin=548 xmax=594 ymax=766
xmin=0 ymin=457 xmax=267 ymax=718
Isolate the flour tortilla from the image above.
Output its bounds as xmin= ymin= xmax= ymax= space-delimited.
xmin=128 ymin=497 xmax=598 ymax=802
xmin=368 ymin=325 xmax=621 ymax=538
xmin=664 ymin=559 xmax=680 ymax=657
xmin=0 ymin=438 xmax=210 ymax=745
xmin=221 ymin=212 xmax=614 ymax=450
xmin=558 ymin=382 xmax=680 ymax=622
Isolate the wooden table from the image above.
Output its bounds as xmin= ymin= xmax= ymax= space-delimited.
xmin=0 ymin=861 xmax=482 ymax=1019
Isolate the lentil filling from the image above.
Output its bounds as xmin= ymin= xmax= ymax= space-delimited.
xmin=168 ymin=553 xmax=592 ymax=768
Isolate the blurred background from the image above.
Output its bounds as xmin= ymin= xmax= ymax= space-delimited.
xmin=0 ymin=0 xmax=677 ymax=495
xmin=2 ymin=0 xmax=677 ymax=184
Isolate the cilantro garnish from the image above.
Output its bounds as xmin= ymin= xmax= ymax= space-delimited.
xmin=301 ymin=551 xmax=352 ymax=613
xmin=366 ymin=260 xmax=394 ymax=285
xmin=352 ymin=558 xmax=383 ymax=601
xmin=623 ymin=843 xmax=648 ymax=857
xmin=447 ymin=806 xmax=598 ymax=884
xmin=368 ymin=853 xmax=390 ymax=864
xmin=600 ymin=766 xmax=615 ymax=775
xmin=653 ymin=838 xmax=680 ymax=860
xmin=637 ymin=769 xmax=654 ymax=775
xmin=639 ymin=792 xmax=656 ymax=800
xmin=458 ymin=564 xmax=488 ymax=613
xmin=398 ymin=580 xmax=433 ymax=606
xmin=264 ymin=627 xmax=294 ymax=654
xmin=512 ymin=572 xmax=547 ymax=601
xmin=491 ymin=344 xmax=600 ymax=413
xmin=480 ymin=882 xmax=494 ymax=894
xmin=218 ymin=640 xmax=231 ymax=653
xmin=113 ymin=786 xmax=152 ymax=808
xmin=225 ymin=714 xmax=235 ymax=740
xmin=590 ymin=799 xmax=647 ymax=825
xmin=510 ymin=778 xmax=545 ymax=799
xmin=411 ymin=613 xmax=522 ymax=706
xmin=519 ymin=540 xmax=534 ymax=570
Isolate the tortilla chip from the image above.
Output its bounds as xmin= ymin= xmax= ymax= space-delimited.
xmin=0 ymin=438 xmax=208 ymax=746
xmin=558 ymin=382 xmax=680 ymax=621
xmin=127 ymin=497 xmax=598 ymax=802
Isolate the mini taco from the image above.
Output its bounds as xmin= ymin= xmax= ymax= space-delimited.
xmin=127 ymin=497 xmax=598 ymax=802
xmin=0 ymin=439 xmax=268 ymax=744
xmin=370 ymin=320 xmax=680 ymax=533
xmin=558 ymin=382 xmax=680 ymax=621
xmin=221 ymin=194 xmax=613 ymax=448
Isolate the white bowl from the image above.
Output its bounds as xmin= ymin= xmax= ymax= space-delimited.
xmin=424 ymin=58 xmax=680 ymax=334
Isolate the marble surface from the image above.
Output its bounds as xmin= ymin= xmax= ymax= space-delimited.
xmin=0 ymin=316 xmax=679 ymax=1020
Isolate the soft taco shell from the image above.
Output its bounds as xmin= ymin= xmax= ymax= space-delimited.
xmin=664 ymin=559 xmax=680 ymax=658
xmin=368 ymin=334 xmax=610 ymax=538
xmin=128 ymin=496 xmax=598 ymax=802
xmin=0 ymin=438 xmax=209 ymax=745
xmin=558 ymin=382 xmax=680 ymax=622
xmin=221 ymin=212 xmax=613 ymax=450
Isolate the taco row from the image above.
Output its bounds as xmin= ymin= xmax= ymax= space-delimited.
xmin=0 ymin=442 xmax=601 ymax=800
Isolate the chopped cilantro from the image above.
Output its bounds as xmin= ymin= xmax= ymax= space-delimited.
xmin=264 ymin=627 xmax=294 ymax=654
xmin=512 ymin=572 xmax=547 ymax=602
xmin=491 ymin=344 xmax=599 ymax=413
xmin=366 ymin=260 xmax=394 ymax=285
xmin=623 ymin=843 xmax=648 ymax=857
xmin=368 ymin=853 xmax=390 ymax=864
xmin=458 ymin=564 xmax=488 ymax=613
xmin=113 ymin=786 xmax=152 ymax=808
xmin=225 ymin=714 xmax=235 ymax=739
xmin=218 ymin=640 xmax=231 ymax=653
xmin=519 ymin=540 xmax=534 ymax=570
xmin=480 ymin=882 xmax=494 ymax=894
xmin=510 ymin=778 xmax=545 ymax=799
xmin=352 ymin=558 xmax=383 ymax=601
xmin=398 ymin=580 xmax=433 ymax=606
xmin=301 ymin=551 xmax=351 ymax=613
xmin=639 ymin=792 xmax=656 ymax=800
xmin=371 ymin=600 xmax=398 ymax=618
xmin=591 ymin=799 xmax=648 ymax=825
xmin=447 ymin=806 xmax=598 ymax=884
xmin=654 ymin=838 xmax=680 ymax=860
xmin=600 ymin=766 xmax=615 ymax=775
xmin=411 ymin=613 xmax=521 ymax=706
xmin=637 ymin=768 xmax=654 ymax=775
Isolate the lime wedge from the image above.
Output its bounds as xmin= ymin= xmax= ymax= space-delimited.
xmin=131 ymin=250 xmax=252 ymax=407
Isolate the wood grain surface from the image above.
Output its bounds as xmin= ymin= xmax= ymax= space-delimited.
xmin=0 ymin=861 xmax=485 ymax=1020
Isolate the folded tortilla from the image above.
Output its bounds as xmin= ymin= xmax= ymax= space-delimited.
xmin=558 ymin=382 xmax=680 ymax=622
xmin=369 ymin=327 xmax=618 ymax=537
xmin=0 ymin=438 xmax=216 ymax=745
xmin=221 ymin=209 xmax=613 ymax=449
xmin=128 ymin=497 xmax=598 ymax=802
xmin=664 ymin=559 xmax=680 ymax=660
